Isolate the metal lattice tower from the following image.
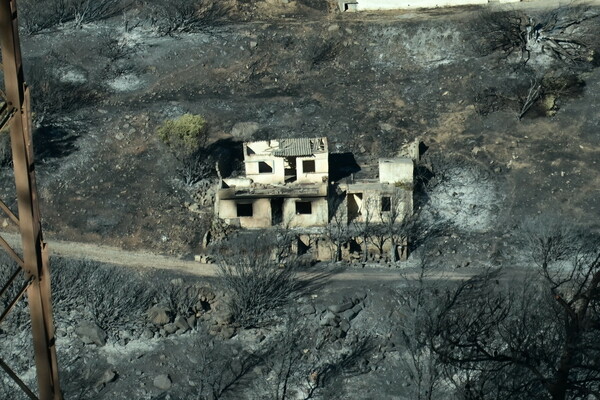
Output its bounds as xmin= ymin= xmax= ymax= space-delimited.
xmin=0 ymin=0 xmax=62 ymax=399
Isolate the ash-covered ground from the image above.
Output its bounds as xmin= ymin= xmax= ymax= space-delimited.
xmin=1 ymin=0 xmax=600 ymax=398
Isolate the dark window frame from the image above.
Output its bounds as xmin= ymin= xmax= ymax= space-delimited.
xmin=295 ymin=201 xmax=312 ymax=215
xmin=258 ymin=161 xmax=274 ymax=174
xmin=303 ymin=159 xmax=316 ymax=173
xmin=381 ymin=196 xmax=391 ymax=212
xmin=236 ymin=203 xmax=253 ymax=217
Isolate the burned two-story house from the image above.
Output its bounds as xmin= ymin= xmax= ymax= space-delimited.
xmin=215 ymin=136 xmax=416 ymax=261
xmin=216 ymin=138 xmax=330 ymax=229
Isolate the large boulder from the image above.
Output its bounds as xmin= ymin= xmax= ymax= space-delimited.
xmin=75 ymin=321 xmax=107 ymax=346
xmin=328 ymin=301 xmax=354 ymax=314
xmin=299 ymin=304 xmax=316 ymax=315
xmin=153 ymin=374 xmax=172 ymax=390
xmin=319 ymin=311 xmax=338 ymax=327
xmin=174 ymin=315 xmax=190 ymax=332
xmin=147 ymin=305 xmax=171 ymax=325
xmin=95 ymin=369 xmax=117 ymax=389
xmin=231 ymin=121 xmax=260 ymax=140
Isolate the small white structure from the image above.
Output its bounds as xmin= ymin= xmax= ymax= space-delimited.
xmin=339 ymin=0 xmax=520 ymax=11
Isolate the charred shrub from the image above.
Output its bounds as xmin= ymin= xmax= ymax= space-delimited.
xmin=308 ymin=38 xmax=342 ymax=68
xmin=25 ymin=57 xmax=102 ymax=125
xmin=19 ymin=0 xmax=70 ymax=35
xmin=33 ymin=125 xmax=79 ymax=162
xmin=541 ymin=73 xmax=585 ymax=97
xmin=474 ymin=87 xmax=512 ymax=116
xmin=51 ymin=259 xmax=156 ymax=339
xmin=86 ymin=266 xmax=155 ymax=336
xmin=177 ymin=150 xmax=215 ymax=186
xmin=297 ymin=0 xmax=331 ymax=12
xmin=184 ymin=331 xmax=259 ymax=399
xmin=96 ymin=30 xmax=138 ymax=62
xmin=469 ymin=10 xmax=527 ymax=59
xmin=472 ymin=69 xmax=586 ymax=119
xmin=212 ymin=233 xmax=299 ymax=328
xmin=19 ymin=0 xmax=131 ymax=34
xmin=156 ymin=282 xmax=204 ymax=317
xmin=68 ymin=0 xmax=129 ymax=27
xmin=147 ymin=0 xmax=231 ymax=35
xmin=178 ymin=139 xmax=244 ymax=186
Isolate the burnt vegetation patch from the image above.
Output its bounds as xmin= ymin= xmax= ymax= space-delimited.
xmin=33 ymin=125 xmax=79 ymax=162
xmin=25 ymin=56 xmax=103 ymax=126
xmin=19 ymin=0 xmax=130 ymax=34
xmin=309 ymin=38 xmax=344 ymax=68
xmin=469 ymin=6 xmax=600 ymax=119
xmin=144 ymin=0 xmax=233 ymax=36
xmin=210 ymin=232 xmax=303 ymax=328
xmin=473 ymin=69 xmax=587 ymax=119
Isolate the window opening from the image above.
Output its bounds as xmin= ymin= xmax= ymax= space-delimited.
xmin=236 ymin=203 xmax=253 ymax=217
xmin=258 ymin=161 xmax=273 ymax=174
xmin=303 ymin=160 xmax=316 ymax=173
xmin=381 ymin=196 xmax=391 ymax=212
xmin=296 ymin=201 xmax=312 ymax=215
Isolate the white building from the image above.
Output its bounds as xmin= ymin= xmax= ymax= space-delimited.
xmin=339 ymin=0 xmax=520 ymax=11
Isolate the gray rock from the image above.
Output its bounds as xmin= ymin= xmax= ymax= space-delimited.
xmin=153 ymin=374 xmax=172 ymax=390
xmin=164 ymin=323 xmax=178 ymax=335
xmin=340 ymin=319 xmax=351 ymax=333
xmin=299 ymin=304 xmax=316 ymax=315
xmin=75 ymin=321 xmax=107 ymax=346
xmin=319 ymin=311 xmax=338 ymax=327
xmin=141 ymin=329 xmax=154 ymax=340
xmin=119 ymin=330 xmax=133 ymax=340
xmin=95 ymin=369 xmax=117 ymax=389
xmin=198 ymin=287 xmax=216 ymax=302
xmin=328 ymin=302 xmax=354 ymax=314
xmin=175 ymin=316 xmax=190 ymax=332
xmin=331 ymin=327 xmax=346 ymax=340
xmin=147 ymin=305 xmax=171 ymax=325
xmin=231 ymin=121 xmax=260 ymax=140
xmin=219 ymin=327 xmax=236 ymax=340
xmin=186 ymin=315 xmax=197 ymax=329
xmin=342 ymin=308 xmax=358 ymax=321
xmin=214 ymin=310 xmax=234 ymax=326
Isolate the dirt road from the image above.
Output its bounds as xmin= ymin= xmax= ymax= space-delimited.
xmin=0 ymin=232 xmax=476 ymax=282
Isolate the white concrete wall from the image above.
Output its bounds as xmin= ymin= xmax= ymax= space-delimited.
xmin=283 ymin=198 xmax=329 ymax=228
xmin=245 ymin=157 xmax=286 ymax=185
xmin=218 ymin=198 xmax=272 ymax=228
xmin=296 ymin=153 xmax=329 ymax=184
xmin=222 ymin=178 xmax=252 ymax=188
xmin=379 ymin=158 xmax=413 ymax=184
xmin=355 ymin=0 xmax=488 ymax=10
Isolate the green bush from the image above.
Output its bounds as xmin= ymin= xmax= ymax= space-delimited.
xmin=156 ymin=113 xmax=208 ymax=154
